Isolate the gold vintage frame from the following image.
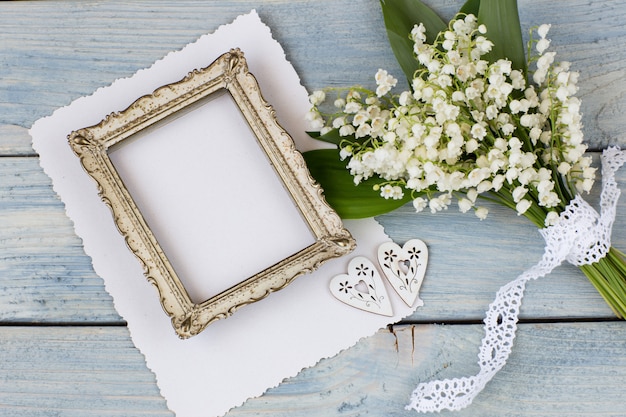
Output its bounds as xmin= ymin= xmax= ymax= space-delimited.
xmin=68 ymin=49 xmax=355 ymax=338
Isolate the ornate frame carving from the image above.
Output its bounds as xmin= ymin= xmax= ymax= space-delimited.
xmin=68 ymin=49 xmax=355 ymax=338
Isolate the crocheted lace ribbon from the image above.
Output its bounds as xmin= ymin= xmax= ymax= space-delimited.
xmin=406 ymin=147 xmax=626 ymax=413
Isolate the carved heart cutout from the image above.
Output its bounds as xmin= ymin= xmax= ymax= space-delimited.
xmin=330 ymin=256 xmax=393 ymax=316
xmin=377 ymin=239 xmax=428 ymax=307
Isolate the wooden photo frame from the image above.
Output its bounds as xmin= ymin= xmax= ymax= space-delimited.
xmin=68 ymin=49 xmax=355 ymax=338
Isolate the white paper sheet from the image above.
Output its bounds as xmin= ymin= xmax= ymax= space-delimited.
xmin=30 ymin=11 xmax=420 ymax=417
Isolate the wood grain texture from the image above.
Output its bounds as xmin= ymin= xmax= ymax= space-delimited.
xmin=0 ymin=326 xmax=172 ymax=416
xmin=0 ymin=154 xmax=622 ymax=323
xmin=0 ymin=156 xmax=122 ymax=323
xmin=0 ymin=0 xmax=624 ymax=322
xmin=1 ymin=0 xmax=626 ymax=150
xmin=230 ymin=322 xmax=626 ymax=416
xmin=1 ymin=324 xmax=623 ymax=416
xmin=0 ymin=1 xmax=625 ymax=416
xmin=392 ymin=152 xmax=626 ymax=322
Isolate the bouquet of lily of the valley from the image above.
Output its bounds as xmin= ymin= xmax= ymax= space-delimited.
xmin=304 ymin=0 xmax=626 ymax=317
xmin=303 ymin=0 xmax=626 ymax=412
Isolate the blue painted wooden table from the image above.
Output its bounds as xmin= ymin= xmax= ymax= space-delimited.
xmin=1 ymin=1 xmax=625 ymax=415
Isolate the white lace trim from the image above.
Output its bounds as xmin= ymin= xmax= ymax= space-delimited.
xmin=406 ymin=147 xmax=626 ymax=413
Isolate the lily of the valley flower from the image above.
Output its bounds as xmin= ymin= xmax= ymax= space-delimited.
xmin=308 ymin=15 xmax=594 ymax=224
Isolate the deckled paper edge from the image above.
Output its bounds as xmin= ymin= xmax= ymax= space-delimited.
xmin=30 ymin=11 xmax=421 ymax=416
xmin=227 ymin=219 xmax=423 ymax=414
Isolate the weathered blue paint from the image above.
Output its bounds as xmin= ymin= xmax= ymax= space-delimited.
xmin=0 ymin=1 xmax=625 ymax=415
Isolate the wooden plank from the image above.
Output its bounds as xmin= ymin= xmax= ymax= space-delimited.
xmin=0 ymin=1 xmax=625 ymax=415
xmin=0 ymin=0 xmax=625 ymax=323
xmin=388 ymin=151 xmax=626 ymax=322
xmin=1 ymin=323 xmax=624 ymax=416
xmin=232 ymin=322 xmax=626 ymax=416
xmin=0 ymin=126 xmax=34 ymax=156
xmin=0 ymin=157 xmax=122 ymax=323
xmin=1 ymin=0 xmax=626 ymax=151
xmin=0 ymin=326 xmax=172 ymax=416
xmin=0 ymin=155 xmax=623 ymax=323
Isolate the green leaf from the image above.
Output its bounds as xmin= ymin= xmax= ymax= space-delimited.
xmin=380 ymin=0 xmax=447 ymax=83
xmin=477 ymin=0 xmax=526 ymax=73
xmin=307 ymin=129 xmax=350 ymax=146
xmin=459 ymin=0 xmax=480 ymax=16
xmin=303 ymin=149 xmax=413 ymax=219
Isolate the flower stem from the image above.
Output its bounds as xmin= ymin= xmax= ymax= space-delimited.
xmin=579 ymin=248 xmax=626 ymax=318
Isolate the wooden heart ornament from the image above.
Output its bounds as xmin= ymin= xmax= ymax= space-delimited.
xmin=377 ymin=239 xmax=428 ymax=307
xmin=330 ymin=257 xmax=393 ymax=316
